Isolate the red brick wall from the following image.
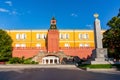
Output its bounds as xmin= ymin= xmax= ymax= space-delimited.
xmin=60 ymin=47 xmax=94 ymax=59
xmin=12 ymin=47 xmax=47 ymax=58
xmin=12 ymin=47 xmax=94 ymax=59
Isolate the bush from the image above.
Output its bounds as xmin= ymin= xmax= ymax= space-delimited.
xmin=23 ymin=58 xmax=38 ymax=64
xmin=8 ymin=57 xmax=23 ymax=64
xmin=8 ymin=57 xmax=38 ymax=64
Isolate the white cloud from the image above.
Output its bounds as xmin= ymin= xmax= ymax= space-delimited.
xmin=71 ymin=13 xmax=78 ymax=17
xmin=5 ymin=1 xmax=12 ymax=6
xmin=0 ymin=8 xmax=9 ymax=12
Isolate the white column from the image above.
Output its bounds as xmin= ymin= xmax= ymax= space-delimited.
xmin=48 ymin=59 xmax=50 ymax=64
xmin=53 ymin=59 xmax=55 ymax=64
xmin=57 ymin=58 xmax=59 ymax=64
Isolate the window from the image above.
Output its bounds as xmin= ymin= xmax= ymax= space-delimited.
xmin=15 ymin=44 xmax=20 ymax=48
xmin=21 ymin=44 xmax=26 ymax=48
xmin=41 ymin=34 xmax=46 ymax=39
xmin=16 ymin=34 xmax=20 ymax=40
xmin=83 ymin=34 xmax=89 ymax=39
xmin=60 ymin=34 xmax=64 ymax=39
xmin=66 ymin=34 xmax=69 ymax=39
xmin=85 ymin=44 xmax=89 ymax=47
xmin=79 ymin=34 xmax=82 ymax=39
xmin=21 ymin=34 xmax=26 ymax=40
xmin=44 ymin=34 xmax=46 ymax=39
xmin=64 ymin=43 xmax=70 ymax=48
xmin=36 ymin=44 xmax=41 ymax=48
xmin=36 ymin=33 xmax=40 ymax=39
xmin=79 ymin=44 xmax=84 ymax=47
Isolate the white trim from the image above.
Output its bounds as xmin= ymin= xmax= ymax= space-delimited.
xmin=59 ymin=41 xmax=94 ymax=42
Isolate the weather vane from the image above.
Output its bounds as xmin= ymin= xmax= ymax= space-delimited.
xmin=93 ymin=13 xmax=99 ymax=19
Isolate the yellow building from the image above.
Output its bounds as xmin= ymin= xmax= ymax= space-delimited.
xmin=6 ymin=29 xmax=104 ymax=48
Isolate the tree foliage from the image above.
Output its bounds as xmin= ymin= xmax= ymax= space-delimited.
xmin=0 ymin=29 xmax=13 ymax=61
xmin=103 ymin=9 xmax=120 ymax=59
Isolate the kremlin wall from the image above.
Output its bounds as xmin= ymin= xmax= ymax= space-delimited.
xmin=5 ymin=17 xmax=105 ymax=64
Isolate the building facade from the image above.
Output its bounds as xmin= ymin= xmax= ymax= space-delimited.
xmin=6 ymin=17 xmax=104 ymax=64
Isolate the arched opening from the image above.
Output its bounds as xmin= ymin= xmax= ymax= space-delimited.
xmin=42 ymin=56 xmax=59 ymax=64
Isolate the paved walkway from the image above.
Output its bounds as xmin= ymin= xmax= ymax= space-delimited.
xmin=0 ymin=64 xmax=78 ymax=69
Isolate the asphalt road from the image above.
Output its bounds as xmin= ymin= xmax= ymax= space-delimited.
xmin=0 ymin=68 xmax=120 ymax=80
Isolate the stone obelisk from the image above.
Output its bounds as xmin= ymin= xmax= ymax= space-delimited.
xmin=94 ymin=14 xmax=103 ymax=48
xmin=91 ymin=13 xmax=110 ymax=64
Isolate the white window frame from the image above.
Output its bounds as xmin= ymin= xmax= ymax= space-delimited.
xmin=60 ymin=34 xmax=64 ymax=39
xmin=79 ymin=44 xmax=84 ymax=47
xmin=85 ymin=44 xmax=89 ymax=47
xmin=83 ymin=34 xmax=89 ymax=39
xmin=16 ymin=34 xmax=20 ymax=40
xmin=79 ymin=33 xmax=82 ymax=39
xmin=21 ymin=33 xmax=26 ymax=40
xmin=36 ymin=33 xmax=41 ymax=39
xmin=41 ymin=34 xmax=46 ymax=39
xmin=66 ymin=34 xmax=69 ymax=39
xmin=21 ymin=44 xmax=26 ymax=48
xmin=64 ymin=43 xmax=70 ymax=48
xmin=15 ymin=44 xmax=20 ymax=48
xmin=44 ymin=34 xmax=46 ymax=39
xmin=36 ymin=44 xmax=41 ymax=48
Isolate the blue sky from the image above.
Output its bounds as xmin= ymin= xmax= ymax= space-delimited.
xmin=0 ymin=0 xmax=120 ymax=30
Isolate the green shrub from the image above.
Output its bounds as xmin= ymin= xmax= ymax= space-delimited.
xmin=8 ymin=57 xmax=38 ymax=64
xmin=8 ymin=57 xmax=23 ymax=64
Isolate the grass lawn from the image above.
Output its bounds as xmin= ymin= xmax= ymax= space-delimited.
xmin=79 ymin=64 xmax=112 ymax=69
xmin=79 ymin=64 xmax=120 ymax=69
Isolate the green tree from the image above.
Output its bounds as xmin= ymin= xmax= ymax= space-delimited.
xmin=103 ymin=9 xmax=120 ymax=60
xmin=0 ymin=29 xmax=13 ymax=61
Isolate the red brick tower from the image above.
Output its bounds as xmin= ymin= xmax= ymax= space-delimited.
xmin=47 ymin=17 xmax=59 ymax=52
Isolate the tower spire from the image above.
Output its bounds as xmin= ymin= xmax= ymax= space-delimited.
xmin=49 ymin=17 xmax=57 ymax=30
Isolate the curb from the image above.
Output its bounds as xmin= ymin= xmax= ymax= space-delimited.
xmin=0 ymin=64 xmax=77 ymax=69
xmin=86 ymin=68 xmax=118 ymax=71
